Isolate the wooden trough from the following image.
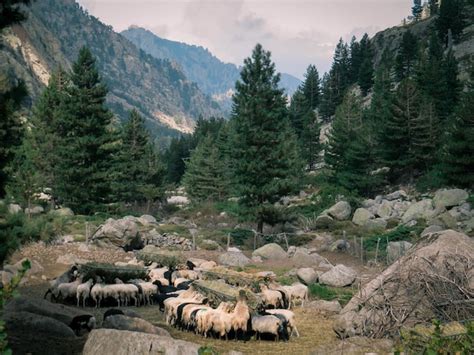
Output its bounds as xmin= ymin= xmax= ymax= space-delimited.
xmin=78 ymin=262 xmax=147 ymax=284
xmin=136 ymin=249 xmax=185 ymax=268
xmin=201 ymin=267 xmax=271 ymax=292
xmin=191 ymin=279 xmax=262 ymax=310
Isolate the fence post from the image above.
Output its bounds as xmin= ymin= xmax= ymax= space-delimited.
xmin=227 ymin=233 xmax=231 ymax=250
xmin=353 ymin=236 xmax=357 ymax=258
xmin=360 ymin=237 xmax=364 ymax=263
xmin=375 ymin=237 xmax=381 ymax=264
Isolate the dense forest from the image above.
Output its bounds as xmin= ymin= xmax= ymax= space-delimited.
xmin=1 ymin=0 xmax=473 ymax=252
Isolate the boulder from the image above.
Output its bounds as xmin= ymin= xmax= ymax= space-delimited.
xmin=314 ymin=214 xmax=334 ymax=229
xmin=4 ymin=311 xmax=76 ymax=338
xmin=448 ymin=206 xmax=472 ymax=222
xmin=138 ymin=215 xmax=157 ymax=226
xmin=437 ymin=212 xmax=458 ymax=229
xmin=308 ymin=300 xmax=342 ymax=314
xmin=83 ymin=329 xmax=200 ymax=355
xmin=200 ymin=239 xmax=221 ymax=251
xmin=90 ymin=218 xmax=143 ymax=250
xmin=8 ymin=203 xmax=22 ymax=214
xmin=329 ymin=239 xmax=351 ymax=252
xmin=319 ymin=264 xmax=357 ymax=287
xmin=56 ymin=253 xmax=87 ymax=265
xmin=361 ymin=199 xmax=375 ymax=208
xmin=421 ymin=225 xmax=444 ymax=237
xmin=326 ymin=201 xmax=352 ymax=221
xmin=252 ymin=243 xmax=287 ymax=260
xmin=103 ymin=315 xmax=170 ymax=337
xmin=464 ymin=217 xmax=474 ymax=232
xmin=25 ymin=205 xmax=44 ymax=215
xmin=433 ymin=189 xmax=469 ymax=209
xmin=313 ymin=336 xmax=394 ymax=355
xmin=291 ymin=249 xmax=325 ymax=267
xmin=335 ymin=230 xmax=474 ymax=338
xmin=376 ymin=200 xmax=392 ymax=218
xmin=401 ymin=199 xmax=435 ymax=223
xmin=218 ymin=251 xmax=250 ymax=267
xmin=386 ymin=241 xmax=413 ymax=263
xmin=311 ymin=234 xmax=335 ymax=252
xmin=384 ymin=190 xmax=408 ymax=201
xmin=51 ymin=207 xmax=74 ymax=217
xmin=352 ymin=208 xmax=374 ymax=226
xmin=364 ymin=218 xmax=388 ymax=231
xmin=296 ymin=267 xmax=319 ymax=285
xmin=4 ymin=258 xmax=43 ymax=277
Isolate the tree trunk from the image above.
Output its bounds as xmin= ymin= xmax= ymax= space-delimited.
xmin=257 ymin=218 xmax=263 ymax=234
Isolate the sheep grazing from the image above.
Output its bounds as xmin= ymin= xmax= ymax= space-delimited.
xmin=56 ymin=279 xmax=82 ymax=302
xmin=264 ymin=309 xmax=299 ymax=337
xmin=69 ymin=314 xmax=96 ymax=336
xmin=251 ymin=315 xmax=288 ymax=342
xmin=148 ymin=267 xmax=168 ymax=282
xmin=259 ymin=284 xmax=284 ymax=309
xmin=44 ymin=266 xmax=78 ymax=301
xmin=230 ymin=292 xmax=251 ymax=339
xmin=282 ymin=283 xmax=309 ymax=308
xmin=173 ymin=277 xmax=190 ymax=288
xmin=176 ymin=270 xmax=200 ymax=281
xmin=76 ymin=278 xmax=94 ymax=307
xmin=129 ymin=279 xmax=158 ymax=306
xmin=202 ymin=302 xmax=234 ymax=339
xmin=103 ymin=308 xmax=125 ymax=321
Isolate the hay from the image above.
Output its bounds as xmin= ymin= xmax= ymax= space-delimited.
xmin=136 ymin=250 xmax=185 ymax=268
xmin=192 ymin=280 xmax=262 ymax=310
xmin=78 ymin=262 xmax=147 ymax=284
xmin=201 ymin=267 xmax=269 ymax=292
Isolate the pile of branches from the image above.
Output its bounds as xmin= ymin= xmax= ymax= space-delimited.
xmin=360 ymin=254 xmax=473 ymax=338
xmin=78 ymin=262 xmax=147 ymax=284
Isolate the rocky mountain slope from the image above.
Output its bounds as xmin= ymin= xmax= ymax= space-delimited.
xmin=121 ymin=26 xmax=301 ymax=111
xmin=0 ymin=0 xmax=223 ymax=137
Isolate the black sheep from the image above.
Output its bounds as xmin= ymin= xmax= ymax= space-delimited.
xmin=69 ymin=314 xmax=96 ymax=336
xmin=103 ymin=308 xmax=124 ymax=321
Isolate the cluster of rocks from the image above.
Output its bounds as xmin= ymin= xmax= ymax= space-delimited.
xmin=315 ymin=188 xmax=472 ymax=234
xmin=6 ymin=203 xmax=74 ymax=217
xmin=0 ymin=258 xmax=44 ymax=285
xmin=89 ymin=215 xmax=193 ymax=251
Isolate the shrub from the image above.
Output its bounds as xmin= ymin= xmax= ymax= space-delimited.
xmin=309 ymin=284 xmax=354 ymax=305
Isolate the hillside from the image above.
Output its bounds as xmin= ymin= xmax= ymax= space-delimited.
xmin=121 ymin=26 xmax=301 ymax=111
xmin=0 ymin=0 xmax=223 ymax=137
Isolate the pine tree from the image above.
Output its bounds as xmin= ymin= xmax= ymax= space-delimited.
xmin=182 ymin=134 xmax=228 ymax=201
xmin=395 ymin=30 xmax=419 ymax=80
xmin=437 ymin=0 xmax=467 ymax=44
xmin=442 ymin=48 xmax=461 ymax=117
xmin=289 ymin=88 xmax=308 ymax=137
xmin=357 ymin=34 xmax=374 ymax=96
xmin=319 ymin=73 xmax=333 ymax=120
xmin=302 ymin=64 xmax=320 ymax=110
xmin=231 ymin=44 xmax=302 ymax=233
xmin=164 ymin=135 xmax=193 ymax=184
xmin=349 ymin=36 xmax=361 ymax=84
xmin=440 ymin=65 xmax=474 ymax=188
xmin=53 ymin=47 xmax=116 ymax=213
xmin=0 ymin=0 xmax=33 ymax=30
xmin=429 ymin=0 xmax=439 ymax=15
xmin=412 ymin=0 xmax=423 ymax=21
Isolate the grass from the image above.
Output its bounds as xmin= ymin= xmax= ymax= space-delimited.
xmin=309 ymin=284 xmax=354 ymax=306
xmin=155 ymin=223 xmax=191 ymax=237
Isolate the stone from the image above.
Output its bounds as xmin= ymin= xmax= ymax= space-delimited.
xmin=227 ymin=247 xmax=241 ymax=252
xmin=251 ymin=255 xmax=263 ymax=263
xmin=296 ymin=268 xmax=319 ymax=285
xmin=83 ymin=329 xmax=200 ymax=355
xmin=421 ymin=225 xmax=444 ymax=237
xmin=326 ymin=201 xmax=352 ymax=221
xmin=376 ymin=200 xmax=392 ymax=218
xmin=200 ymin=239 xmax=221 ymax=251
xmin=58 ymin=235 xmax=75 ymax=244
xmin=4 ymin=258 xmax=43 ymax=277
xmin=433 ymin=189 xmax=469 ymax=209
xmin=464 ymin=217 xmax=474 ymax=232
xmin=218 ymin=251 xmax=250 ymax=267
xmin=319 ymin=264 xmax=357 ymax=287
xmin=90 ymin=218 xmax=143 ymax=250
xmin=166 ymin=195 xmax=190 ymax=205
xmin=56 ymin=253 xmax=87 ymax=265
xmin=25 ymin=205 xmax=44 ymax=215
xmin=313 ymin=336 xmax=394 ymax=354
xmin=448 ymin=206 xmax=472 ymax=222
xmin=308 ymin=300 xmax=342 ymax=314
xmin=386 ymin=241 xmax=413 ymax=263
xmin=311 ymin=234 xmax=335 ymax=252
xmin=314 ymin=214 xmax=334 ymax=229
xmin=78 ymin=243 xmax=90 ymax=252
xmin=384 ymin=190 xmax=408 ymax=201
xmin=364 ymin=218 xmax=388 ymax=231
xmin=401 ymin=199 xmax=435 ymax=223
xmin=361 ymin=199 xmax=375 ymax=208
xmin=103 ymin=315 xmax=170 ymax=337
xmin=138 ymin=214 xmax=157 ymax=225
xmin=252 ymin=243 xmax=287 ymax=260
xmin=436 ymin=212 xmax=458 ymax=229
xmin=8 ymin=203 xmax=22 ymax=214
xmin=330 ymin=239 xmax=350 ymax=252
xmin=50 ymin=207 xmax=74 ymax=217
xmin=352 ymin=208 xmax=374 ymax=226
xmin=287 ymin=245 xmax=297 ymax=257
xmin=291 ymin=249 xmax=325 ymax=267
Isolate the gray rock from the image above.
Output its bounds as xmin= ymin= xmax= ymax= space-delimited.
xmin=251 ymin=255 xmax=263 ymax=263
xmin=384 ymin=190 xmax=408 ymax=201
xmin=200 ymin=239 xmax=221 ymax=251
xmin=376 ymin=200 xmax=392 ymax=218
xmin=218 ymin=251 xmax=250 ymax=267
xmin=308 ymin=300 xmax=342 ymax=314
xmin=401 ymin=199 xmax=435 ymax=223
xmin=326 ymin=201 xmax=352 ymax=221
xmin=90 ymin=218 xmax=143 ymax=250
xmin=138 ymin=215 xmax=157 ymax=225
xmin=421 ymin=225 xmax=444 ymax=237
xmin=386 ymin=241 xmax=413 ymax=263
xmin=50 ymin=207 xmax=74 ymax=217
xmin=291 ymin=249 xmax=325 ymax=267
xmin=429 ymin=212 xmax=458 ymax=229
xmin=361 ymin=199 xmax=375 ymax=208
xmin=227 ymin=247 xmax=241 ymax=252
xmin=319 ymin=264 xmax=357 ymax=287
xmin=448 ymin=206 xmax=472 ymax=222
xmin=315 ymin=214 xmax=334 ymax=229
xmin=25 ymin=205 xmax=44 ymax=215
xmin=56 ymin=253 xmax=87 ymax=265
xmin=311 ymin=234 xmax=335 ymax=252
xmin=287 ymin=245 xmax=297 ymax=257
xmin=330 ymin=239 xmax=351 ymax=252
xmin=8 ymin=203 xmax=22 ymax=214
xmin=4 ymin=258 xmax=43 ymax=277
xmin=364 ymin=218 xmax=388 ymax=231
xmin=103 ymin=315 xmax=170 ymax=337
xmin=463 ymin=217 xmax=474 ymax=232
xmin=252 ymin=243 xmax=287 ymax=260
xmin=296 ymin=267 xmax=319 ymax=285
xmin=433 ymin=189 xmax=469 ymax=209
xmin=83 ymin=329 xmax=200 ymax=355
xmin=352 ymin=208 xmax=374 ymax=226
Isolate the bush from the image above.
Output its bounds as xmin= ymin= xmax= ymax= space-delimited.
xmin=309 ymin=284 xmax=354 ymax=305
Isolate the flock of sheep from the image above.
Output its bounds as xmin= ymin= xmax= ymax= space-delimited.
xmin=44 ymin=258 xmax=309 ymax=341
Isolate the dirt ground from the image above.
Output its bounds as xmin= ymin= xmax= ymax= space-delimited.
xmin=11 ymin=241 xmax=386 ymax=355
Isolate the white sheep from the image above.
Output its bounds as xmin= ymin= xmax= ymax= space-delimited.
xmin=76 ymin=278 xmax=94 ymax=307
xmin=265 ymin=309 xmax=299 ymax=337
xmin=230 ymin=294 xmax=250 ymax=338
xmin=56 ymin=279 xmax=82 ymax=301
xmin=251 ymin=315 xmax=284 ymax=341
xmin=282 ymin=283 xmax=308 ymax=308
xmin=259 ymin=284 xmax=283 ymax=309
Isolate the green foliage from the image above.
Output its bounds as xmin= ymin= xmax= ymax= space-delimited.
xmin=357 ymin=33 xmax=374 ymax=96
xmin=0 ymin=0 xmax=33 ymax=30
xmin=308 ymin=284 xmax=354 ymax=306
xmin=437 ymin=0 xmax=467 ymax=44
xmin=198 ymin=346 xmax=219 ymax=355
xmin=230 ymin=44 xmax=303 ymax=233
xmin=0 ymin=259 xmax=30 ymax=354
xmin=412 ymin=0 xmax=423 ymax=20
xmin=396 ymin=30 xmax=419 ymax=81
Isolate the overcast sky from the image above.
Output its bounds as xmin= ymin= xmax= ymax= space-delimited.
xmin=77 ymin=0 xmax=413 ymax=79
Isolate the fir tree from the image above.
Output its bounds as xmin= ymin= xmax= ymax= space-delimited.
xmin=437 ymin=0 xmax=467 ymax=44
xmin=396 ymin=30 xmax=419 ymax=81
xmin=412 ymin=0 xmax=423 ymax=21
xmin=442 ymin=48 xmax=461 ymax=117
xmin=53 ymin=47 xmax=116 ymax=213
xmin=349 ymin=36 xmax=361 ymax=84
xmin=357 ymin=34 xmax=374 ymax=96
xmin=319 ymin=73 xmax=333 ymax=120
xmin=429 ymin=0 xmax=439 ymax=15
xmin=0 ymin=0 xmax=33 ymax=30
xmin=182 ymin=134 xmax=228 ymax=201
xmin=302 ymin=64 xmax=320 ymax=110
xmin=231 ymin=44 xmax=302 ymax=233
